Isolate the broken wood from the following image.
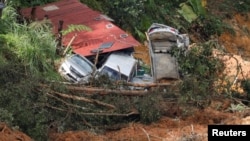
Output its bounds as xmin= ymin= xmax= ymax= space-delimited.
xmin=117 ymin=80 xmax=180 ymax=87
xmin=48 ymin=79 xmax=180 ymax=87
xmin=78 ymin=111 xmax=138 ymax=116
xmin=50 ymin=91 xmax=116 ymax=109
xmin=46 ymin=93 xmax=88 ymax=110
xmin=46 ymin=104 xmax=138 ymax=117
xmin=66 ymin=86 xmax=148 ymax=96
xmin=39 ymin=81 xmax=180 ymax=96
xmin=63 ymin=34 xmax=77 ymax=56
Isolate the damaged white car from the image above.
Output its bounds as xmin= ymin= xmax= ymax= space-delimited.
xmin=96 ymin=52 xmax=153 ymax=89
xmin=58 ymin=54 xmax=96 ymax=84
xmin=96 ymin=52 xmax=138 ymax=82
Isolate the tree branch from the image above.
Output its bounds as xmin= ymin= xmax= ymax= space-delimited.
xmin=50 ymin=91 xmax=116 ymax=109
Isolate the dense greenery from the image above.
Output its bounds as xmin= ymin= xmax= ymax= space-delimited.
xmin=0 ymin=0 xmax=250 ymax=140
xmin=0 ymin=4 xmax=58 ymax=140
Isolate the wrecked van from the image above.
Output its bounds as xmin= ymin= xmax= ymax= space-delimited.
xmin=147 ymin=23 xmax=189 ymax=82
xmin=96 ymin=52 xmax=138 ymax=82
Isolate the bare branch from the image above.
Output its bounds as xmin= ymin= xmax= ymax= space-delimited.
xmin=66 ymin=86 xmax=148 ymax=96
xmin=50 ymin=91 xmax=116 ymax=109
xmin=140 ymin=127 xmax=151 ymax=141
xmin=46 ymin=93 xmax=87 ymax=110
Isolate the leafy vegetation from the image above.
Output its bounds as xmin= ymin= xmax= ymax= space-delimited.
xmin=0 ymin=4 xmax=58 ymax=140
xmin=61 ymin=24 xmax=92 ymax=36
xmin=169 ymin=41 xmax=225 ymax=107
xmin=241 ymin=79 xmax=250 ymax=101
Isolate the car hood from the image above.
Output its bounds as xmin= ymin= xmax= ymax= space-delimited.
xmin=65 ymin=58 xmax=93 ymax=77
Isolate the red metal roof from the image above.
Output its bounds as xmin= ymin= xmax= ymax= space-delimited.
xmin=20 ymin=0 xmax=141 ymax=57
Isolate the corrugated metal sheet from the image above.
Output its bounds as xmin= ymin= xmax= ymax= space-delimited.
xmin=20 ymin=0 xmax=141 ymax=57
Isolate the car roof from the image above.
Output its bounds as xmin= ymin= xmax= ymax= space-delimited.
xmin=101 ymin=52 xmax=137 ymax=76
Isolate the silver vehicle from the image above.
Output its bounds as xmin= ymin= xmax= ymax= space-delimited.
xmin=58 ymin=54 xmax=96 ymax=84
xmin=147 ymin=23 xmax=189 ymax=82
xmin=96 ymin=52 xmax=138 ymax=82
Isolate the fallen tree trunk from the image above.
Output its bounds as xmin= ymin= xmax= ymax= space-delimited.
xmin=66 ymin=86 xmax=149 ymax=96
xmin=118 ymin=80 xmax=180 ymax=87
xmin=50 ymin=91 xmax=116 ymax=109
xmin=48 ymin=80 xmax=180 ymax=87
xmin=39 ymin=83 xmax=149 ymax=96
xmin=46 ymin=93 xmax=88 ymax=110
xmin=46 ymin=104 xmax=138 ymax=117
xmin=39 ymin=81 xmax=180 ymax=96
xmin=77 ymin=111 xmax=138 ymax=116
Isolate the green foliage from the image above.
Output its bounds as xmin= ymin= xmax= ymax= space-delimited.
xmin=0 ymin=108 xmax=14 ymax=126
xmin=89 ymin=0 xmax=180 ymax=41
xmin=0 ymin=4 xmax=60 ymax=140
xmin=61 ymin=24 xmax=92 ymax=36
xmin=241 ymin=79 xmax=250 ymax=100
xmin=177 ymin=0 xmax=206 ymax=23
xmin=188 ymin=0 xmax=206 ymax=17
xmin=178 ymin=3 xmax=198 ymax=23
xmin=28 ymin=19 xmax=53 ymax=31
xmin=2 ymin=19 xmax=57 ymax=77
xmin=135 ymin=93 xmax=161 ymax=124
xmin=98 ymin=0 xmax=148 ymax=40
xmin=223 ymin=0 xmax=250 ymax=14
xmin=0 ymin=78 xmax=49 ymax=141
xmin=200 ymin=15 xmax=224 ymax=38
xmin=170 ymin=42 xmax=224 ymax=107
xmin=0 ymin=63 xmax=24 ymax=85
xmin=1 ymin=6 xmax=18 ymax=24
xmin=7 ymin=0 xmax=58 ymax=7
xmin=227 ymin=103 xmax=247 ymax=113
xmin=173 ymin=43 xmax=223 ymax=78
xmin=80 ymin=0 xmax=103 ymax=12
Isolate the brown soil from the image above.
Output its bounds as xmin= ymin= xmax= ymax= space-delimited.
xmin=0 ymin=123 xmax=33 ymax=141
xmin=2 ymin=9 xmax=250 ymax=141
xmin=48 ymin=108 xmax=250 ymax=141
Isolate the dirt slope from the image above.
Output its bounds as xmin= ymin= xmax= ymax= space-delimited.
xmin=49 ymin=108 xmax=250 ymax=141
xmin=0 ymin=123 xmax=33 ymax=141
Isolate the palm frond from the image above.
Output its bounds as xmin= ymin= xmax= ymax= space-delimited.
xmin=1 ymin=6 xmax=18 ymax=23
xmin=28 ymin=19 xmax=53 ymax=31
xmin=61 ymin=24 xmax=91 ymax=36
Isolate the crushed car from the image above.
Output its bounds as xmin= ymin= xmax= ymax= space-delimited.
xmin=58 ymin=54 xmax=96 ymax=84
xmin=147 ymin=23 xmax=189 ymax=82
xmin=96 ymin=52 xmax=138 ymax=82
xmin=96 ymin=51 xmax=153 ymax=89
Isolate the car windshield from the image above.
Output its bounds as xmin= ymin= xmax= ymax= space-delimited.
xmin=71 ymin=55 xmax=93 ymax=73
xmin=100 ymin=66 xmax=128 ymax=81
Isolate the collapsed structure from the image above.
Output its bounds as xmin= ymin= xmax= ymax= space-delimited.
xmin=20 ymin=0 xmax=141 ymax=58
